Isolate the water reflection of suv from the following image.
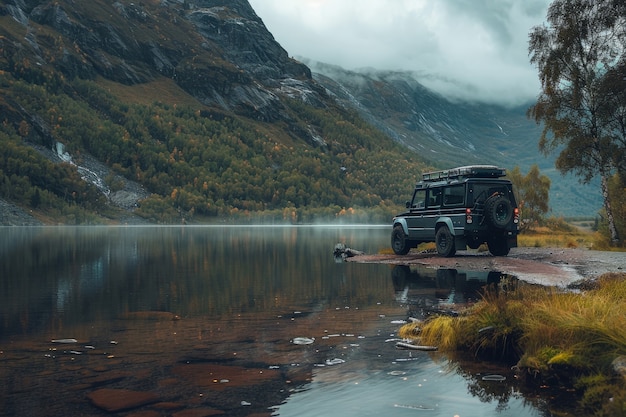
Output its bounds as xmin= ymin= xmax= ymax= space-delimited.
xmin=391 ymin=166 xmax=519 ymax=257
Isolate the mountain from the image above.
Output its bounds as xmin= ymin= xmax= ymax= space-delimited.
xmin=304 ymin=60 xmax=602 ymax=217
xmin=2 ymin=0 xmax=324 ymax=123
xmin=0 ymin=0 xmax=600 ymax=224
xmin=0 ymin=0 xmax=428 ymax=224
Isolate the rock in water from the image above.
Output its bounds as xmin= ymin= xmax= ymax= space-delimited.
xmin=333 ymin=243 xmax=365 ymax=260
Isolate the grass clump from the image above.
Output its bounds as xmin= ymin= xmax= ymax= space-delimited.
xmin=517 ymin=224 xmax=592 ymax=249
xmin=399 ymin=273 xmax=626 ymax=415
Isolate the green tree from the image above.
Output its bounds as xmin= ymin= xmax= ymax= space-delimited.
xmin=528 ymin=0 xmax=626 ymax=244
xmin=509 ymin=165 xmax=551 ymax=231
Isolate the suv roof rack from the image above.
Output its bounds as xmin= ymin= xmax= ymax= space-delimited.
xmin=422 ymin=165 xmax=506 ymax=182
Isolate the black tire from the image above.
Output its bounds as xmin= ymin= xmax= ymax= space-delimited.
xmin=485 ymin=194 xmax=513 ymax=228
xmin=487 ymin=235 xmax=510 ymax=256
xmin=391 ymin=225 xmax=411 ymax=255
xmin=435 ymin=225 xmax=456 ymax=257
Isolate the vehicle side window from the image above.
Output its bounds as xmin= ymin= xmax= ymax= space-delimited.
xmin=443 ymin=185 xmax=465 ymax=207
xmin=411 ymin=189 xmax=426 ymax=210
xmin=427 ymin=188 xmax=442 ymax=208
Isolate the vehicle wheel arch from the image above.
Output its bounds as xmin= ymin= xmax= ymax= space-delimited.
xmin=393 ymin=218 xmax=409 ymax=235
xmin=435 ymin=217 xmax=455 ymax=235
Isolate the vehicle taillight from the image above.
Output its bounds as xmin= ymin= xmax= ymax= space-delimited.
xmin=466 ymin=208 xmax=472 ymax=224
xmin=514 ymin=207 xmax=520 ymax=224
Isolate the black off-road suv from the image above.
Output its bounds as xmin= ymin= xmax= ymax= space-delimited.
xmin=391 ymin=165 xmax=519 ymax=257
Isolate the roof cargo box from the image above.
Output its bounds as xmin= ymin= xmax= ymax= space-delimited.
xmin=422 ymin=165 xmax=506 ymax=182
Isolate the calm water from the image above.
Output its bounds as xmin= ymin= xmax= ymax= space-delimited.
xmin=0 ymin=226 xmax=548 ymax=416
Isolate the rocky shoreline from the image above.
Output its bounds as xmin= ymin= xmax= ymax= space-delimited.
xmin=346 ymin=247 xmax=625 ymax=286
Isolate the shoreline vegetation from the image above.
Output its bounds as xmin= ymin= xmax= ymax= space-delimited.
xmin=398 ymin=272 xmax=626 ymax=417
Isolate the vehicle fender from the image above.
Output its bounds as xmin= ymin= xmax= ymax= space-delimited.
xmin=393 ymin=218 xmax=409 ymax=236
xmin=435 ymin=217 xmax=456 ymax=235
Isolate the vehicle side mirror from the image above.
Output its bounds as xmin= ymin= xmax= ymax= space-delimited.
xmin=406 ymin=201 xmax=411 ymax=209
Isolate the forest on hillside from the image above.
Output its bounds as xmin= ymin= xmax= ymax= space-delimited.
xmin=0 ymin=71 xmax=427 ymax=224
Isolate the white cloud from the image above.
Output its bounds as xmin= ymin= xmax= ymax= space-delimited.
xmin=248 ymin=0 xmax=550 ymax=106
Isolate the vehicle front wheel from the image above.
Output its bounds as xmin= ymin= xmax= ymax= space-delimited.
xmin=487 ymin=235 xmax=510 ymax=256
xmin=435 ymin=226 xmax=456 ymax=257
xmin=391 ymin=225 xmax=411 ymax=255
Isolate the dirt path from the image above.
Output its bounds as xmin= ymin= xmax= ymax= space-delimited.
xmin=346 ymin=247 xmax=625 ymax=286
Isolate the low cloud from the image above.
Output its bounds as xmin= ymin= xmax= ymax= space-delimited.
xmin=249 ymin=0 xmax=550 ymax=107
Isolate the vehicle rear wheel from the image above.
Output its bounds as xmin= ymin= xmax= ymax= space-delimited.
xmin=391 ymin=225 xmax=411 ymax=255
xmin=487 ymin=235 xmax=510 ymax=256
xmin=485 ymin=194 xmax=513 ymax=228
xmin=435 ymin=226 xmax=456 ymax=257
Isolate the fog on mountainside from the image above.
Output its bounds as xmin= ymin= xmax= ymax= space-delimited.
xmin=301 ymin=58 xmax=601 ymax=217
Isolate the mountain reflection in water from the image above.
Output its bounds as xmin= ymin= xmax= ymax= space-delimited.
xmin=0 ymin=226 xmax=546 ymax=417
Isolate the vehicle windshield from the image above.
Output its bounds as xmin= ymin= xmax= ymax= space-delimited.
xmin=411 ymin=189 xmax=426 ymax=209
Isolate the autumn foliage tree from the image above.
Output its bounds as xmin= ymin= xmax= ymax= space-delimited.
xmin=528 ymin=0 xmax=626 ymax=245
xmin=508 ymin=165 xmax=551 ymax=231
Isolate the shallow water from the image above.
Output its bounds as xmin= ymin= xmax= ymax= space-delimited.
xmin=0 ymin=226 xmax=548 ymax=416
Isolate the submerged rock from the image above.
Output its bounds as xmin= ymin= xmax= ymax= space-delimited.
xmin=87 ymin=388 xmax=160 ymax=412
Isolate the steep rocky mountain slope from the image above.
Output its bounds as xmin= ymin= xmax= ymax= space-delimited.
xmin=2 ymin=0 xmax=322 ymax=126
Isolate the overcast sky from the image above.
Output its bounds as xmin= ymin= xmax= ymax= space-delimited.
xmin=247 ymin=0 xmax=551 ymax=107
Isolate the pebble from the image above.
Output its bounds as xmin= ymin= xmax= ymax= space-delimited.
xmin=481 ymin=374 xmax=506 ymax=382
xmin=292 ymin=337 xmax=314 ymax=345
xmin=51 ymin=338 xmax=77 ymax=344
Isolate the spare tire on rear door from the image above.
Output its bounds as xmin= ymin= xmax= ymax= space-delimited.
xmin=484 ymin=193 xmax=513 ymax=228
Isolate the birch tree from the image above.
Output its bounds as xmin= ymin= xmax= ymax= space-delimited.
xmin=528 ymin=0 xmax=626 ymax=244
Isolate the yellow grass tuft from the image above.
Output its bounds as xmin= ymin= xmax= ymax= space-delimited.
xmin=398 ymin=273 xmax=626 ymax=372
xmin=418 ymin=316 xmax=460 ymax=351
xmin=397 ymin=322 xmax=421 ymax=339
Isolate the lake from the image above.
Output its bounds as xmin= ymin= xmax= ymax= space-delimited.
xmin=0 ymin=226 xmax=548 ymax=416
